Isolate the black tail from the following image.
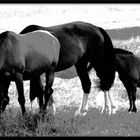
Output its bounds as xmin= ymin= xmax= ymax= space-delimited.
xmin=94 ymin=27 xmax=116 ymax=91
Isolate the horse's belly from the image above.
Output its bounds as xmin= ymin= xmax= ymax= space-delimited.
xmin=55 ymin=45 xmax=84 ymax=71
xmin=25 ymin=55 xmax=51 ymax=74
xmin=55 ymin=55 xmax=79 ymax=71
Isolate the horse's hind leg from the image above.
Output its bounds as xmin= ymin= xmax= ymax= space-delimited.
xmin=2 ymin=79 xmax=11 ymax=112
xmin=125 ymin=85 xmax=137 ymax=112
xmin=36 ymin=77 xmax=44 ymax=112
xmin=0 ymin=76 xmax=11 ymax=113
xmin=43 ymin=71 xmax=55 ymax=113
xmin=75 ymin=59 xmax=91 ymax=116
xmin=131 ymin=86 xmax=137 ymax=112
xmin=47 ymin=94 xmax=56 ymax=115
xmin=14 ymin=73 xmax=26 ymax=115
xmin=30 ymin=76 xmax=44 ymax=112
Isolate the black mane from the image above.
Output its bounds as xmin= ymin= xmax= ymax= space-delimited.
xmin=114 ymin=48 xmax=133 ymax=55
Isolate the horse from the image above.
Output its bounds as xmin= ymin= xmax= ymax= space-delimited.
xmin=20 ymin=21 xmax=116 ymax=116
xmin=91 ymin=48 xmax=138 ymax=115
xmin=115 ymin=48 xmax=139 ymax=113
xmin=0 ymin=30 xmax=60 ymax=115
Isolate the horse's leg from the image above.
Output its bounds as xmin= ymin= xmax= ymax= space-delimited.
xmin=101 ymin=91 xmax=108 ymax=114
xmin=125 ymin=87 xmax=133 ymax=112
xmin=119 ymin=76 xmax=133 ymax=112
xmin=43 ymin=71 xmax=55 ymax=113
xmin=75 ymin=60 xmax=91 ymax=116
xmin=123 ymin=81 xmax=137 ymax=112
xmin=107 ymin=91 xmax=116 ymax=115
xmin=36 ymin=76 xmax=44 ymax=112
xmin=30 ymin=77 xmax=37 ymax=112
xmin=47 ymin=94 xmax=56 ymax=115
xmin=14 ymin=73 xmax=26 ymax=115
xmin=30 ymin=76 xmax=44 ymax=112
xmin=40 ymin=73 xmax=56 ymax=114
xmin=0 ymin=77 xmax=11 ymax=113
xmin=1 ymin=79 xmax=11 ymax=112
xmin=131 ymin=86 xmax=137 ymax=112
xmin=101 ymin=91 xmax=115 ymax=115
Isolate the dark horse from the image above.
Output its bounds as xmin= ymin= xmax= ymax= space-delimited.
xmin=91 ymin=48 xmax=138 ymax=114
xmin=0 ymin=30 xmax=60 ymax=114
xmin=115 ymin=48 xmax=139 ymax=112
xmin=19 ymin=21 xmax=116 ymax=116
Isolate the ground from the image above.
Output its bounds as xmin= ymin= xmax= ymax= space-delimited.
xmin=2 ymin=69 xmax=140 ymax=136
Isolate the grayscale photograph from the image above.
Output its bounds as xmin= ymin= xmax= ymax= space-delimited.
xmin=0 ymin=4 xmax=140 ymax=136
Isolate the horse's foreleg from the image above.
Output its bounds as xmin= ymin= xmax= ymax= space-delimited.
xmin=2 ymin=79 xmax=11 ymax=112
xmin=101 ymin=91 xmax=115 ymax=115
xmin=0 ymin=77 xmax=11 ymax=112
xmin=101 ymin=91 xmax=108 ymax=114
xmin=75 ymin=61 xmax=91 ymax=116
xmin=107 ymin=91 xmax=116 ymax=115
xmin=75 ymin=93 xmax=89 ymax=116
xmin=14 ymin=73 xmax=26 ymax=115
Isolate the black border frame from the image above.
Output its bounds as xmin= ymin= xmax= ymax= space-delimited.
xmin=0 ymin=0 xmax=139 ymax=4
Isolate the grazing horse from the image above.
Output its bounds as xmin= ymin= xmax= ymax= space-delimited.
xmin=0 ymin=30 xmax=60 ymax=114
xmin=20 ymin=21 xmax=116 ymax=116
xmin=92 ymin=48 xmax=138 ymax=114
xmin=115 ymin=48 xmax=138 ymax=112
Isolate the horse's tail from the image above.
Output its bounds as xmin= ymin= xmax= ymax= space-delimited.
xmin=93 ymin=27 xmax=116 ymax=91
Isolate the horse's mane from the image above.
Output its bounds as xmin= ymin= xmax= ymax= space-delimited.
xmin=114 ymin=48 xmax=134 ymax=55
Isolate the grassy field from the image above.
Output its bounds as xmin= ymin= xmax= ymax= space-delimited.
xmin=1 ymin=27 xmax=140 ymax=136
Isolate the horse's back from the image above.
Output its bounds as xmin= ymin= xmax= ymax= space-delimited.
xmin=116 ymin=52 xmax=140 ymax=84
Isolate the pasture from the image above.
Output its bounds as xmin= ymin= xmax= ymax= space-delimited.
xmin=1 ymin=27 xmax=140 ymax=136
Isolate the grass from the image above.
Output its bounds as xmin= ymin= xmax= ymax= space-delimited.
xmin=1 ymin=30 xmax=140 ymax=136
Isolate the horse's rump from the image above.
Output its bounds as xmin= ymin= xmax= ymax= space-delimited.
xmin=19 ymin=30 xmax=60 ymax=74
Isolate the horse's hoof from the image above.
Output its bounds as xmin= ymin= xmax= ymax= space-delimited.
xmin=132 ymin=108 xmax=137 ymax=113
xmin=82 ymin=111 xmax=87 ymax=116
xmin=100 ymin=108 xmax=106 ymax=114
xmin=74 ymin=110 xmax=82 ymax=117
xmin=108 ymin=109 xmax=116 ymax=115
xmin=128 ymin=108 xmax=131 ymax=112
xmin=74 ymin=109 xmax=87 ymax=117
xmin=22 ymin=112 xmax=28 ymax=118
